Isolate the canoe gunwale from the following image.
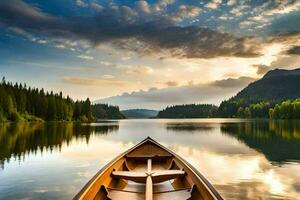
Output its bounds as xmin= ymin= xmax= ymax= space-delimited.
xmin=73 ymin=138 xmax=148 ymax=200
xmin=146 ymin=138 xmax=223 ymax=200
xmin=73 ymin=137 xmax=223 ymax=200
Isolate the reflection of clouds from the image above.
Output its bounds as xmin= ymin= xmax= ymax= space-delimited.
xmin=60 ymin=129 xmax=300 ymax=199
xmin=33 ymin=188 xmax=49 ymax=193
xmin=293 ymin=182 xmax=300 ymax=192
xmin=76 ymin=171 xmax=92 ymax=178
xmin=1 ymin=120 xmax=300 ymax=199
xmin=168 ymin=143 xmax=300 ymax=199
xmin=94 ymin=119 xmax=255 ymax=155
xmin=262 ymin=170 xmax=285 ymax=195
xmin=168 ymin=144 xmax=263 ymax=184
xmin=60 ymin=136 xmax=134 ymax=163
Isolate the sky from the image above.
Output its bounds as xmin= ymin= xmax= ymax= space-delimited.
xmin=0 ymin=0 xmax=300 ymax=109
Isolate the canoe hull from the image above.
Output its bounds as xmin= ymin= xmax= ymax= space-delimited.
xmin=74 ymin=137 xmax=223 ymax=200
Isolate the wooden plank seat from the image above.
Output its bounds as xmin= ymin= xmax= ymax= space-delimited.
xmin=125 ymin=155 xmax=173 ymax=161
xmin=111 ymin=170 xmax=185 ymax=183
xmin=151 ymin=170 xmax=185 ymax=183
xmin=111 ymin=171 xmax=147 ymax=183
xmin=107 ymin=189 xmax=144 ymax=200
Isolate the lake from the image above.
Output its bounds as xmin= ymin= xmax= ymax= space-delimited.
xmin=0 ymin=119 xmax=300 ymax=200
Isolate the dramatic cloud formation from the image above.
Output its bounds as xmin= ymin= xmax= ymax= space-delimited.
xmin=1 ymin=0 xmax=299 ymax=60
xmin=0 ymin=0 xmax=264 ymax=59
xmin=1 ymin=0 xmax=300 ymax=106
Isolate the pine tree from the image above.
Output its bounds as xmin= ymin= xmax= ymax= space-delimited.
xmin=47 ymin=96 xmax=56 ymax=120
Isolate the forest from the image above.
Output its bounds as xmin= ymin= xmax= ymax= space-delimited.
xmin=157 ymin=100 xmax=300 ymax=119
xmin=92 ymin=104 xmax=125 ymax=119
xmin=270 ymin=99 xmax=300 ymax=119
xmin=0 ymin=78 xmax=124 ymax=122
xmin=157 ymin=104 xmax=218 ymax=118
xmin=217 ymin=69 xmax=300 ymax=119
xmin=219 ymin=99 xmax=300 ymax=119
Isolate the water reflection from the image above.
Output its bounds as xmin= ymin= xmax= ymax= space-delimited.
xmin=220 ymin=120 xmax=300 ymax=163
xmin=0 ymin=122 xmax=118 ymax=167
xmin=162 ymin=120 xmax=300 ymax=199
xmin=0 ymin=119 xmax=300 ymax=200
xmin=166 ymin=122 xmax=216 ymax=132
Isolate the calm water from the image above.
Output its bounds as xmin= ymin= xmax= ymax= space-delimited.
xmin=0 ymin=119 xmax=300 ymax=200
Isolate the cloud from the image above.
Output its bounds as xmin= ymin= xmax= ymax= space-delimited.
xmin=101 ymin=74 xmax=115 ymax=79
xmin=205 ymin=0 xmax=223 ymax=9
xmin=153 ymin=0 xmax=175 ymax=12
xmin=136 ymin=1 xmax=151 ymax=14
xmin=252 ymin=47 xmax=300 ymax=75
xmin=99 ymin=61 xmax=133 ymax=69
xmin=267 ymin=11 xmax=300 ymax=34
xmin=63 ymin=76 xmax=128 ymax=86
xmin=95 ymin=77 xmax=255 ymax=109
xmin=264 ymin=1 xmax=300 ymax=16
xmin=90 ymin=2 xmax=103 ymax=12
xmin=268 ymin=55 xmax=300 ymax=70
xmin=0 ymin=0 xmax=58 ymax=28
xmin=0 ymin=0 xmax=263 ymax=59
xmin=77 ymin=54 xmax=94 ymax=60
xmin=126 ymin=65 xmax=153 ymax=75
xmin=75 ymin=0 xmax=88 ymax=8
xmin=163 ymin=81 xmax=179 ymax=87
xmin=7 ymin=26 xmax=40 ymax=42
xmin=227 ymin=0 xmax=236 ymax=6
xmin=253 ymin=64 xmax=271 ymax=75
xmin=230 ymin=5 xmax=249 ymax=17
xmin=210 ymin=77 xmax=256 ymax=88
xmin=240 ymin=1 xmax=300 ymax=31
xmin=170 ymin=5 xmax=201 ymax=22
xmin=287 ymin=46 xmax=300 ymax=55
xmin=54 ymin=44 xmax=66 ymax=49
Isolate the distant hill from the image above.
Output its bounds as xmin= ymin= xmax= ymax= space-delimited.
xmin=218 ymin=68 xmax=300 ymax=117
xmin=92 ymin=104 xmax=126 ymax=119
xmin=121 ymin=109 xmax=158 ymax=119
xmin=233 ymin=68 xmax=300 ymax=102
xmin=157 ymin=104 xmax=218 ymax=118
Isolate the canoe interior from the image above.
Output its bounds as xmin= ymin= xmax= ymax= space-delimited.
xmin=74 ymin=138 xmax=222 ymax=200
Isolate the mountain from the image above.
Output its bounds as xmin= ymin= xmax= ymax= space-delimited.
xmin=121 ymin=109 xmax=158 ymax=119
xmin=232 ymin=68 xmax=300 ymax=103
xmin=263 ymin=68 xmax=300 ymax=78
xmin=218 ymin=68 xmax=300 ymax=117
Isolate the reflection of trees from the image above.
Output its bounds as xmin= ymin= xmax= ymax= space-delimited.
xmin=166 ymin=123 xmax=215 ymax=132
xmin=221 ymin=120 xmax=300 ymax=163
xmin=0 ymin=122 xmax=118 ymax=167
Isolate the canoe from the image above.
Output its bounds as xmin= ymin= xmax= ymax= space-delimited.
xmin=74 ymin=137 xmax=223 ymax=200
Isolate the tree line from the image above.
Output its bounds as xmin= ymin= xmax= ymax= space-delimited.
xmin=270 ymin=99 xmax=300 ymax=119
xmin=157 ymin=100 xmax=300 ymax=119
xmin=219 ymin=98 xmax=300 ymax=119
xmin=0 ymin=77 xmax=124 ymax=122
xmin=157 ymin=104 xmax=218 ymax=118
xmin=92 ymin=104 xmax=125 ymax=119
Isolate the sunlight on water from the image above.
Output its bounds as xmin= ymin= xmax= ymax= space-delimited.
xmin=0 ymin=119 xmax=300 ymax=200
